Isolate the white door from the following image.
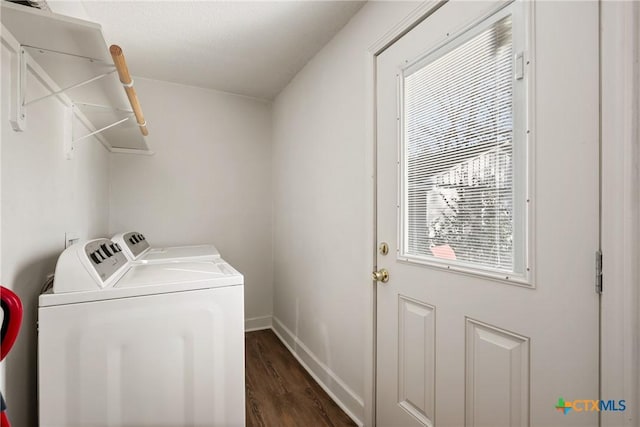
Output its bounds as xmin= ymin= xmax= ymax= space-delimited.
xmin=375 ymin=1 xmax=599 ymax=426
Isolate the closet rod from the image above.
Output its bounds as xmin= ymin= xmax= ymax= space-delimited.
xmin=109 ymin=44 xmax=148 ymax=136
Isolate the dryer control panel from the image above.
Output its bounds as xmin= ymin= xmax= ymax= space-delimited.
xmin=120 ymin=231 xmax=150 ymax=260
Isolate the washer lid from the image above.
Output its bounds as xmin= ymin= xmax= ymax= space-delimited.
xmin=40 ymin=260 xmax=243 ymax=307
xmin=140 ymin=244 xmax=221 ymax=264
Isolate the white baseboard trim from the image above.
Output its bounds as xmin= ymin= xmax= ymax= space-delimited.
xmin=271 ymin=316 xmax=365 ymax=427
xmin=245 ymin=315 xmax=273 ymax=332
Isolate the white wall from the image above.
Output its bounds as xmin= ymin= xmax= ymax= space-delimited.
xmin=1 ymin=38 xmax=110 ymax=427
xmin=109 ymin=78 xmax=273 ymax=325
xmin=271 ymin=2 xmax=419 ymax=424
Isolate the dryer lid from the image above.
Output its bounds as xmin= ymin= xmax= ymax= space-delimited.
xmin=117 ymin=260 xmax=236 ymax=289
xmin=140 ymin=244 xmax=221 ymax=263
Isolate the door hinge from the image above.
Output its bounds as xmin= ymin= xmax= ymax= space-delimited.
xmin=595 ymin=250 xmax=603 ymax=294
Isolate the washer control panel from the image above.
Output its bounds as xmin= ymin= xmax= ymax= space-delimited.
xmin=53 ymin=238 xmax=130 ymax=293
xmin=122 ymin=231 xmax=150 ymax=259
xmin=84 ymin=239 xmax=128 ymax=283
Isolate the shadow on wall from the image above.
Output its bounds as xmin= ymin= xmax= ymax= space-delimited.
xmin=5 ymin=253 xmax=59 ymax=427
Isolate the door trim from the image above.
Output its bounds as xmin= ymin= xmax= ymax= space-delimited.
xmin=600 ymin=1 xmax=640 ymax=426
xmin=366 ymin=1 xmax=640 ymax=426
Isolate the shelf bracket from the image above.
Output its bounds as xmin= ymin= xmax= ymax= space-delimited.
xmin=64 ymin=106 xmax=73 ymax=159
xmin=25 ymin=69 xmax=116 ymax=107
xmin=65 ymin=103 xmax=134 ymax=159
xmin=73 ymin=116 xmax=131 ymax=144
xmin=15 ymin=45 xmax=117 ymax=132
xmin=9 ymin=47 xmax=27 ymax=131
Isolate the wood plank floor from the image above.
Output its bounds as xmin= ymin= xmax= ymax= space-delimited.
xmin=245 ymin=329 xmax=357 ymax=427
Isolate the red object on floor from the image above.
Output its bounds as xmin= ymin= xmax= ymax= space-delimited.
xmin=1 ymin=286 xmax=22 ymax=361
xmin=1 ymin=286 xmax=23 ymax=427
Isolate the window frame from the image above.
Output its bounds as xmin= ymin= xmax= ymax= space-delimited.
xmin=396 ymin=1 xmax=533 ymax=286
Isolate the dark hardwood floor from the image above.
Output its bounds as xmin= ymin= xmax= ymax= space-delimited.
xmin=245 ymin=329 xmax=357 ymax=427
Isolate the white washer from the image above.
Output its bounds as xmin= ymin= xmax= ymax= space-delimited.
xmin=112 ymin=231 xmax=221 ymax=264
xmin=38 ymin=238 xmax=245 ymax=427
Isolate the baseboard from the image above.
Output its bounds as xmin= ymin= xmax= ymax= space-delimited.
xmin=271 ymin=316 xmax=365 ymax=426
xmin=245 ymin=315 xmax=273 ymax=332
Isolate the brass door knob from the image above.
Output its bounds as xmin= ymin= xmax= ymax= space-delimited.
xmin=372 ymin=269 xmax=389 ymax=283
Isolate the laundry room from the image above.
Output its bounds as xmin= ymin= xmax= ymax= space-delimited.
xmin=1 ymin=1 xmax=639 ymax=427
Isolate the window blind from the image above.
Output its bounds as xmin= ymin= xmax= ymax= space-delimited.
xmin=404 ymin=15 xmax=515 ymax=272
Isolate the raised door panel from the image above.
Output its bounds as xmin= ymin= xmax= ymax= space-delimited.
xmin=465 ymin=319 xmax=529 ymax=427
xmin=398 ymin=296 xmax=435 ymax=426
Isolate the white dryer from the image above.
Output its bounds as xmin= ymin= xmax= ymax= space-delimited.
xmin=112 ymin=231 xmax=221 ymax=264
xmin=38 ymin=238 xmax=245 ymax=427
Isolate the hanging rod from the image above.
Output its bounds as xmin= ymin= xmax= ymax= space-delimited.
xmin=109 ymin=45 xmax=148 ymax=136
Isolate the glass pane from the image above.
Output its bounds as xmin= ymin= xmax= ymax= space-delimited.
xmin=404 ymin=15 xmax=515 ymax=273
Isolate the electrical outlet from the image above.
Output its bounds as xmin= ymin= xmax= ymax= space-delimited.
xmin=65 ymin=232 xmax=79 ymax=248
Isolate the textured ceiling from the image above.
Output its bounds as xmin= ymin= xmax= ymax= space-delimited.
xmin=48 ymin=1 xmax=365 ymax=100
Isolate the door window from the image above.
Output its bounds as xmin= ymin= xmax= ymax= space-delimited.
xmin=401 ymin=5 xmax=527 ymax=280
